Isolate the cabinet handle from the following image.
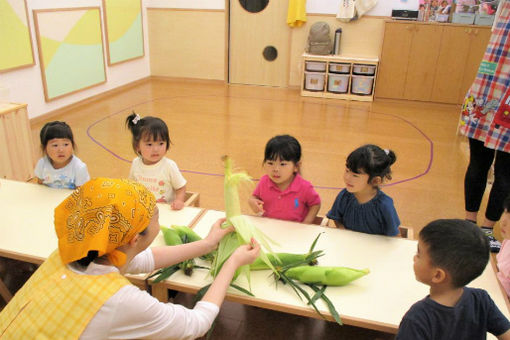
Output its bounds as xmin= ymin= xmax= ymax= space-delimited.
xmin=473 ymin=29 xmax=478 ymax=36
xmin=406 ymin=25 xmax=412 ymax=30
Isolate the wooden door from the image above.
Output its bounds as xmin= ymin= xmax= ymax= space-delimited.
xmin=430 ymin=26 xmax=471 ymax=104
xmin=229 ymin=0 xmax=290 ymax=86
xmin=458 ymin=27 xmax=491 ymax=103
xmin=375 ymin=22 xmax=414 ymax=99
xmin=404 ymin=24 xmax=443 ymax=101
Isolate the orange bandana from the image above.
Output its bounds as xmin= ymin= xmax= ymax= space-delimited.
xmin=55 ymin=178 xmax=156 ymax=267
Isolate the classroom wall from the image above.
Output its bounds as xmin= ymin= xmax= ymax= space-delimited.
xmin=1 ymin=0 xmax=420 ymax=119
xmin=0 ymin=0 xmax=151 ymax=119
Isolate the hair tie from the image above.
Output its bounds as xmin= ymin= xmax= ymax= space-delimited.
xmin=384 ymin=149 xmax=389 ymax=155
xmin=132 ymin=113 xmax=141 ymax=125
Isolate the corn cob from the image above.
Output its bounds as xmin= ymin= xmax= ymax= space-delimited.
xmin=250 ymin=250 xmax=323 ymax=270
xmin=161 ymin=226 xmax=183 ymax=246
xmin=171 ymin=225 xmax=202 ymax=243
xmin=285 ymin=265 xmax=369 ymax=286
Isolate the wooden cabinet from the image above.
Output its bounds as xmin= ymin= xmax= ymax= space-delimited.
xmin=301 ymin=53 xmax=379 ymax=102
xmin=0 ymin=103 xmax=36 ymax=181
xmin=375 ymin=21 xmax=491 ymax=104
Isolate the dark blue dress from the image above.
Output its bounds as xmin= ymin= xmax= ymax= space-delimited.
xmin=326 ymin=189 xmax=400 ymax=236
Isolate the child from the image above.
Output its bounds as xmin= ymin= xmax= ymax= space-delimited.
xmin=126 ymin=112 xmax=187 ymax=209
xmin=497 ymin=195 xmax=510 ymax=297
xmin=248 ymin=134 xmax=321 ymax=224
xmin=397 ymin=219 xmax=510 ymax=339
xmin=326 ymin=144 xmax=400 ymax=236
xmin=34 ymin=121 xmax=90 ymax=189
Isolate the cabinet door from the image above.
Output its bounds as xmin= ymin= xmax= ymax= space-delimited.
xmin=430 ymin=26 xmax=471 ymax=104
xmin=404 ymin=24 xmax=443 ymax=101
xmin=375 ymin=23 xmax=413 ymax=99
xmin=458 ymin=27 xmax=491 ymax=103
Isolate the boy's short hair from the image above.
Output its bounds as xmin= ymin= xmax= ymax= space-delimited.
xmin=419 ymin=219 xmax=489 ymax=288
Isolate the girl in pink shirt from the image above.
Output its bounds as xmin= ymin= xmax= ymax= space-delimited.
xmin=248 ymin=135 xmax=321 ymax=224
xmin=497 ymin=195 xmax=510 ymax=297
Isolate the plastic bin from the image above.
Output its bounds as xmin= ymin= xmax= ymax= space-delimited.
xmin=304 ymin=72 xmax=325 ymax=91
xmin=452 ymin=12 xmax=475 ymax=24
xmin=475 ymin=13 xmax=495 ymax=26
xmin=327 ymin=74 xmax=349 ymax=93
xmin=305 ymin=61 xmax=327 ymax=72
xmin=329 ymin=63 xmax=351 ymax=74
xmin=351 ymin=75 xmax=374 ymax=95
xmin=352 ymin=64 xmax=376 ymax=76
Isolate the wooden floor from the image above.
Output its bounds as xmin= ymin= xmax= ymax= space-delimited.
xmin=31 ymin=77 xmax=496 ymax=237
xmin=24 ymin=78 xmax=500 ymax=339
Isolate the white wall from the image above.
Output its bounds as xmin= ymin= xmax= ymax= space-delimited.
xmin=0 ymin=0 xmax=151 ymax=119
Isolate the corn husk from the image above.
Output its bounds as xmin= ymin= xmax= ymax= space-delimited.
xmin=210 ymin=156 xmax=280 ymax=288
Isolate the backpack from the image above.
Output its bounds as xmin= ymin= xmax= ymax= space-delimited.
xmin=306 ymin=22 xmax=332 ymax=55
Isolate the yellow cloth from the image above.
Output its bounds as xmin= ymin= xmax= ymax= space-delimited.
xmin=287 ymin=0 xmax=307 ymax=27
xmin=55 ymin=178 xmax=156 ymax=267
xmin=0 ymin=250 xmax=130 ymax=339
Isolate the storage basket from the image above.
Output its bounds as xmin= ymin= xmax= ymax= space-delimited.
xmin=305 ymin=61 xmax=327 ymax=72
xmin=452 ymin=12 xmax=475 ymax=24
xmin=304 ymin=72 xmax=325 ymax=91
xmin=351 ymin=75 xmax=374 ymax=95
xmin=327 ymin=74 xmax=349 ymax=93
xmin=352 ymin=64 xmax=376 ymax=76
xmin=329 ymin=63 xmax=351 ymax=74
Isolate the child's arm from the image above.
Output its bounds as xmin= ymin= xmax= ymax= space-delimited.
xmin=498 ymin=330 xmax=510 ymax=340
xmin=248 ymin=195 xmax=264 ymax=215
xmin=151 ymin=218 xmax=233 ymax=268
xmin=333 ymin=220 xmax=346 ymax=229
xmin=170 ymin=185 xmax=186 ymax=210
xmin=302 ymin=204 xmax=320 ymax=224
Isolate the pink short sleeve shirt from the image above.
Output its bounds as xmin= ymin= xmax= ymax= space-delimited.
xmin=253 ymin=174 xmax=321 ymax=223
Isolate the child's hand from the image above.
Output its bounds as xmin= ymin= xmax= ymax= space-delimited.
xmin=229 ymin=238 xmax=260 ymax=268
xmin=171 ymin=199 xmax=185 ymax=210
xmin=205 ymin=218 xmax=234 ymax=248
xmin=248 ymin=197 xmax=264 ymax=216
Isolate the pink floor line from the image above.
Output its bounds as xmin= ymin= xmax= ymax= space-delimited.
xmin=86 ymin=96 xmax=434 ymax=191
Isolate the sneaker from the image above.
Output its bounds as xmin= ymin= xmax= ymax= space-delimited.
xmin=481 ymin=227 xmax=501 ymax=253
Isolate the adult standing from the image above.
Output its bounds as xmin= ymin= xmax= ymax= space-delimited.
xmin=459 ymin=0 xmax=510 ymax=252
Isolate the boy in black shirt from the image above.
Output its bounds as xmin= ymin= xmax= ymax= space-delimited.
xmin=397 ymin=219 xmax=510 ymax=340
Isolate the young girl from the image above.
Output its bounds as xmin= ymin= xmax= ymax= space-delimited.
xmin=248 ymin=134 xmax=321 ymax=224
xmin=326 ymin=144 xmax=400 ymax=236
xmin=497 ymin=195 xmax=510 ymax=297
xmin=34 ymin=121 xmax=90 ymax=189
xmin=126 ymin=112 xmax=187 ymax=209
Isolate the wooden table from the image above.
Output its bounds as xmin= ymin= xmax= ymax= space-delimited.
xmin=151 ymin=209 xmax=510 ymax=336
xmin=0 ymin=178 xmax=204 ymax=300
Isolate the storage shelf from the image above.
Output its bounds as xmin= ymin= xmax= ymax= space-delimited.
xmin=300 ymin=53 xmax=379 ymax=102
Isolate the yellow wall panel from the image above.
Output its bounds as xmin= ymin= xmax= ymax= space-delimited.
xmin=148 ymin=9 xmax=225 ymax=80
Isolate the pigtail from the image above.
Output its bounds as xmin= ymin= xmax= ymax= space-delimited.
xmin=385 ymin=149 xmax=397 ymax=167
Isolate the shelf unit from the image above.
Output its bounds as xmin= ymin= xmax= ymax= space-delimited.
xmin=300 ymin=53 xmax=379 ymax=102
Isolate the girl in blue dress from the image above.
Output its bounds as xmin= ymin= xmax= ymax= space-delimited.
xmin=326 ymin=144 xmax=400 ymax=236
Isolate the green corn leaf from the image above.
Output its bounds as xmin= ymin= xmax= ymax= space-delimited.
xmin=151 ymin=265 xmax=181 ymax=284
xmin=309 ymin=284 xmax=343 ymax=326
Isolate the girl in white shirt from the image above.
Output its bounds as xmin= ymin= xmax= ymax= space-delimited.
xmin=126 ymin=112 xmax=187 ymax=209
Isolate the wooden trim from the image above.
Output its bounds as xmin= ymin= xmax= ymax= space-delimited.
xmin=188 ymin=209 xmax=207 ymax=229
xmin=225 ymin=0 xmax=230 ymax=83
xmin=33 ymin=7 xmax=108 ymax=102
xmin=384 ymin=19 xmax=493 ymax=28
xmin=149 ymin=75 xmax=226 ymax=84
xmin=0 ymin=103 xmax=28 ymax=116
xmin=307 ymin=13 xmax=389 ymax=19
xmin=0 ymin=0 xmax=36 ymax=74
xmin=146 ymin=7 xmax=224 ymax=13
xmin=103 ymin=0 xmax=145 ymax=66
xmin=29 ymin=77 xmax=151 ymax=125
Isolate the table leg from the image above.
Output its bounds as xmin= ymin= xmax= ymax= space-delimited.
xmin=0 ymin=278 xmax=13 ymax=303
